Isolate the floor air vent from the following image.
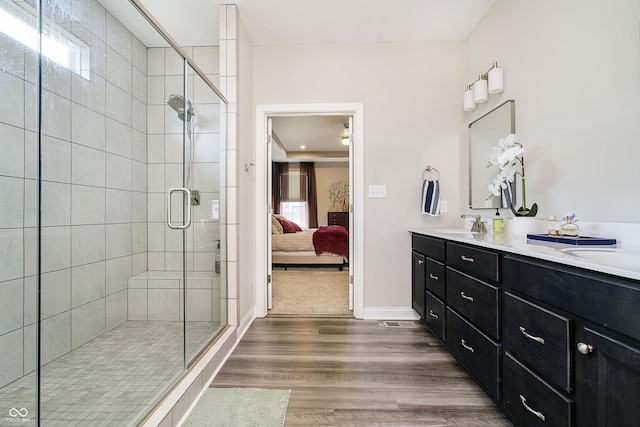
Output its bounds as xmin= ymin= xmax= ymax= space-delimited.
xmin=382 ymin=321 xmax=417 ymax=329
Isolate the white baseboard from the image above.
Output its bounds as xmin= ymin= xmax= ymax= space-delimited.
xmin=362 ymin=307 xmax=420 ymax=320
xmin=237 ymin=306 xmax=256 ymax=341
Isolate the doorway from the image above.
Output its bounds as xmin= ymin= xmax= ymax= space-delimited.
xmin=255 ymin=103 xmax=364 ymax=318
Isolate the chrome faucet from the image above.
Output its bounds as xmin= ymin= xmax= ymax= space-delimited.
xmin=461 ymin=214 xmax=487 ymax=233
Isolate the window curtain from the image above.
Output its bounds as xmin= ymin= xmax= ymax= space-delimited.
xmin=272 ymin=162 xmax=288 ymax=214
xmin=300 ymin=162 xmax=318 ymax=228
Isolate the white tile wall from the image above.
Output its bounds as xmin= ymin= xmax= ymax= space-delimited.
xmin=71 ymin=298 xmax=106 ymax=349
xmin=106 ymin=257 xmax=131 ymax=294
xmin=0 ymin=279 xmax=23 ymax=335
xmin=40 ymin=312 xmax=71 ymax=365
xmin=0 ymin=329 xmax=23 ymax=386
xmin=40 ymin=269 xmax=72 ymax=319
xmin=71 ymin=262 xmax=106 ymax=308
xmin=71 ymin=185 xmax=106 ymax=225
xmin=0 ymin=0 xmax=225 ymax=396
xmin=0 ymin=123 xmax=25 ymax=177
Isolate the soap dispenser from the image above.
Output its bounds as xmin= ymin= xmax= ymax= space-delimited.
xmin=492 ymin=209 xmax=503 ymax=233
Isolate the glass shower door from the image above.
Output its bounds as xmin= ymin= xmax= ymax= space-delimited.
xmin=0 ymin=0 xmax=38 ymax=422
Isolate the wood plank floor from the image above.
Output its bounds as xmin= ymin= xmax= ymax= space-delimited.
xmin=211 ymin=317 xmax=512 ymax=426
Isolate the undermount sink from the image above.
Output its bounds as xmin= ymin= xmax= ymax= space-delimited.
xmin=434 ymin=229 xmax=481 ymax=235
xmin=560 ymin=248 xmax=640 ymax=269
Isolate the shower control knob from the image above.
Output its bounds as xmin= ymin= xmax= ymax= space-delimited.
xmin=577 ymin=342 xmax=594 ymax=355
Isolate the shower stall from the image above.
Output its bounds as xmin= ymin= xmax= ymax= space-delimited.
xmin=0 ymin=0 xmax=227 ymax=425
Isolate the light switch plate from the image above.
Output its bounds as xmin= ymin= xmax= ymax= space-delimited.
xmin=368 ymin=185 xmax=386 ymax=198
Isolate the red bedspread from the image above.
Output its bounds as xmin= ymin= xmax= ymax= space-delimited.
xmin=312 ymin=225 xmax=349 ymax=257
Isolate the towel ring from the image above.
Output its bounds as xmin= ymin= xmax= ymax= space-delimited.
xmin=422 ymin=166 xmax=440 ymax=181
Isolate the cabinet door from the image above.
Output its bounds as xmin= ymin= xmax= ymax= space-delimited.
xmin=425 ymin=259 xmax=445 ymax=300
xmin=412 ymin=251 xmax=425 ymax=319
xmin=424 ymin=291 xmax=445 ymax=341
xmin=575 ymin=327 xmax=640 ymax=427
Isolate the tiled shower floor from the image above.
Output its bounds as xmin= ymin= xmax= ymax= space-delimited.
xmin=0 ymin=320 xmax=222 ymax=426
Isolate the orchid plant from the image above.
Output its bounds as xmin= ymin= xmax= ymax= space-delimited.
xmin=487 ymin=133 xmax=538 ymax=217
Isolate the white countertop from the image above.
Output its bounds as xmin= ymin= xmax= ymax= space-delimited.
xmin=409 ymin=228 xmax=640 ymax=281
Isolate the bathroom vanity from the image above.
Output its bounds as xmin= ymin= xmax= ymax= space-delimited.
xmin=410 ymin=229 xmax=640 ymax=427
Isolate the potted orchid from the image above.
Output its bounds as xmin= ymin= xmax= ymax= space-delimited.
xmin=487 ymin=133 xmax=538 ymax=217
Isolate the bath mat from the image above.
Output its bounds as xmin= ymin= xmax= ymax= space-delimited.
xmin=182 ymin=387 xmax=290 ymax=427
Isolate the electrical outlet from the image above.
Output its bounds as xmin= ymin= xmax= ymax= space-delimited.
xmin=440 ymin=200 xmax=448 ymax=214
xmin=368 ymin=185 xmax=386 ymax=198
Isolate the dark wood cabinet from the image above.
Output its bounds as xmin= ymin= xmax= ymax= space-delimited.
xmin=411 ymin=232 xmax=640 ymax=427
xmin=575 ymin=327 xmax=640 ymax=427
xmin=411 ymin=251 xmax=425 ymax=319
xmin=327 ymin=211 xmax=349 ymax=231
xmin=411 ymin=235 xmax=445 ymax=328
xmin=504 ymin=254 xmax=640 ymax=427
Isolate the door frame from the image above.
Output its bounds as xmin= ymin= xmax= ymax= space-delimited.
xmin=254 ymin=103 xmax=364 ymax=318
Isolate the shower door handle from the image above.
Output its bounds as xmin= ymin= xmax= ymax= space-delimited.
xmin=167 ymin=188 xmax=192 ymax=229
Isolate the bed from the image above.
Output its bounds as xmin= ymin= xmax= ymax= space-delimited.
xmin=271 ymin=215 xmax=348 ymax=270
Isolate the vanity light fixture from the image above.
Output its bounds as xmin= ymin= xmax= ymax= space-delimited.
xmin=464 ymin=62 xmax=504 ymax=111
xmin=463 ymin=85 xmax=476 ymax=111
xmin=473 ymin=75 xmax=488 ymax=103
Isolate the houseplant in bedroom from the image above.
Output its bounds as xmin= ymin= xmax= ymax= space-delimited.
xmin=487 ymin=133 xmax=539 ymax=237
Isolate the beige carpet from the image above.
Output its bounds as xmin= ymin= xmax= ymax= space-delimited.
xmin=269 ymin=268 xmax=351 ymax=315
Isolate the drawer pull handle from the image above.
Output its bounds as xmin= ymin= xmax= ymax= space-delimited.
xmin=429 ymin=274 xmax=439 ymax=280
xmin=519 ymin=326 xmax=545 ymax=345
xmin=429 ymin=310 xmax=439 ymax=319
xmin=577 ymin=342 xmax=594 ymax=355
xmin=461 ymin=255 xmax=475 ymax=263
xmin=417 ymin=259 xmax=424 ymax=265
xmin=460 ymin=292 xmax=474 ymax=302
xmin=519 ymin=394 xmax=546 ymax=421
xmin=460 ymin=339 xmax=475 ymax=353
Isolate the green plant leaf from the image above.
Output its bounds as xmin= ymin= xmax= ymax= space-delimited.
xmin=510 ymin=202 xmax=538 ymax=217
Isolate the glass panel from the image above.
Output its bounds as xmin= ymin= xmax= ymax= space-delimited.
xmin=184 ymin=62 xmax=227 ymax=363
xmin=36 ymin=0 xmax=188 ymax=424
xmin=0 ymin=0 xmax=38 ymax=423
xmin=1 ymin=0 xmax=227 ymax=423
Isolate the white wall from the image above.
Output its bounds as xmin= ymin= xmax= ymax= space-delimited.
xmin=467 ymin=0 xmax=640 ymax=223
xmin=253 ymin=42 xmax=467 ymax=310
xmin=237 ymin=16 xmax=255 ymax=323
xmin=248 ymin=0 xmax=640 ymax=314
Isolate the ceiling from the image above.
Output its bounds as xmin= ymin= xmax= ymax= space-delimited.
xmin=97 ymin=0 xmax=496 ymax=160
xmin=271 ymin=116 xmax=351 ymax=162
xmin=103 ymin=0 xmax=496 ymax=47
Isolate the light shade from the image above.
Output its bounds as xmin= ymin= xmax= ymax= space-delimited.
xmin=463 ymin=87 xmax=476 ymax=111
xmin=488 ymin=66 xmax=504 ymax=94
xmin=473 ymin=78 xmax=488 ymax=103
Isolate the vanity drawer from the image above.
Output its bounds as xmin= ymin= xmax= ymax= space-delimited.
xmin=425 ymin=259 xmax=445 ymax=299
xmin=504 ymin=255 xmax=640 ymax=343
xmin=446 ymin=267 xmax=500 ymax=340
xmin=504 ymin=292 xmax=573 ymax=393
xmin=446 ymin=242 xmax=500 ymax=283
xmin=446 ymin=308 xmax=501 ymax=402
xmin=412 ymin=234 xmax=445 ymax=262
xmin=503 ymin=352 xmax=574 ymax=427
xmin=424 ymin=291 xmax=445 ymax=341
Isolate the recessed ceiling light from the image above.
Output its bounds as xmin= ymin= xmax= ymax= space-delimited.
xmin=300 ymin=145 xmax=306 ymax=149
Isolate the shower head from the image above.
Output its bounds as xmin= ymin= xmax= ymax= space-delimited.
xmin=166 ymin=94 xmax=195 ymax=121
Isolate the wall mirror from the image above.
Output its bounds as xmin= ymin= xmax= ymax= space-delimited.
xmin=468 ymin=100 xmax=515 ymax=209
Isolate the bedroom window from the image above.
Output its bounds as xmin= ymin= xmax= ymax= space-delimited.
xmin=280 ymin=202 xmax=308 ymax=229
xmin=273 ymin=162 xmax=318 ymax=229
